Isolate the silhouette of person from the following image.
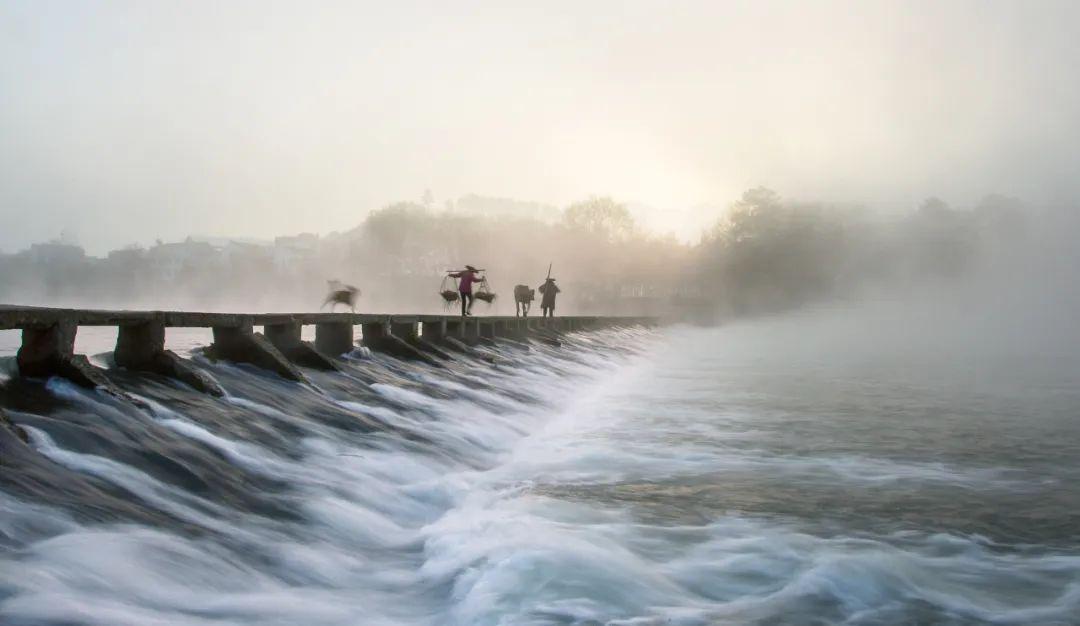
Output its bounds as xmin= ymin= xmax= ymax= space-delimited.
xmin=538 ymin=277 xmax=560 ymax=317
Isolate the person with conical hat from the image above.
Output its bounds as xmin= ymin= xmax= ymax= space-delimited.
xmin=448 ymin=265 xmax=484 ymax=316
xmin=538 ymin=277 xmax=561 ymax=318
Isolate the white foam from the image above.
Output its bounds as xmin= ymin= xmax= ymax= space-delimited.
xmin=5 ymin=325 xmax=1079 ymax=624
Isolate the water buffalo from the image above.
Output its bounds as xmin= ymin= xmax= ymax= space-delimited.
xmin=514 ymin=284 xmax=535 ymax=317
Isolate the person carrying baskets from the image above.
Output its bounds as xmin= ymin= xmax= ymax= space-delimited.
xmin=448 ymin=265 xmax=485 ymax=316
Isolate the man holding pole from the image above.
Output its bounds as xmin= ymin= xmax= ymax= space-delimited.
xmin=538 ymin=264 xmax=560 ymax=318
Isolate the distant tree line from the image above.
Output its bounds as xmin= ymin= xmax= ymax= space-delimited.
xmin=0 ymin=190 xmax=1025 ymax=319
xmin=695 ymin=188 xmax=1026 ymax=317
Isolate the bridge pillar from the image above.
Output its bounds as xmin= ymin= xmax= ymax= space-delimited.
xmin=211 ymin=324 xmax=305 ymax=382
xmin=265 ymin=322 xmax=338 ymax=371
xmin=17 ymin=321 xmax=75 ymax=376
xmin=479 ymin=320 xmax=496 ymax=341
xmin=459 ymin=318 xmax=481 ymax=345
xmin=363 ymin=321 xmax=440 ymax=365
xmin=404 ymin=321 xmax=454 ymax=360
xmin=15 ymin=321 xmax=108 ymax=389
xmin=390 ymin=321 xmax=418 ymax=341
xmin=315 ymin=322 xmax=354 ymax=356
xmin=421 ymin=319 xmax=447 ymax=342
xmin=360 ymin=321 xmax=388 ymax=343
xmin=439 ymin=319 xmax=472 ymax=351
xmin=16 ymin=322 xmax=114 ymax=390
xmin=115 ymin=321 xmax=165 ymax=367
xmin=116 ymin=321 xmax=224 ymax=395
xmin=263 ymin=321 xmax=300 ymax=350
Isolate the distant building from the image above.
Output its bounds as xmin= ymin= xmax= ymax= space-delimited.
xmin=106 ymin=246 xmax=146 ymax=264
xmin=146 ymin=238 xmax=218 ymax=280
xmin=272 ymin=233 xmax=319 ymax=272
xmin=24 ymin=242 xmax=86 ymax=265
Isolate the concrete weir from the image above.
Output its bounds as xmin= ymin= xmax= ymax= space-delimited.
xmin=209 ymin=324 xmax=306 ymax=383
xmin=264 ymin=322 xmax=339 ymax=371
xmin=116 ymin=321 xmax=224 ymax=396
xmin=361 ymin=319 xmax=441 ymax=366
xmin=0 ymin=306 xmax=658 ymax=394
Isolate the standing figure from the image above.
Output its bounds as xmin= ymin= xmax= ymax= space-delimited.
xmin=538 ymin=277 xmax=560 ymax=317
xmin=449 ymin=265 xmax=484 ymax=316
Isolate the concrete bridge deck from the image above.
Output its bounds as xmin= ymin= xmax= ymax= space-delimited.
xmin=0 ymin=305 xmax=658 ymax=396
xmin=0 ymin=305 xmax=653 ymax=330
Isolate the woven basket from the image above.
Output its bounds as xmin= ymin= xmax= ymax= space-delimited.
xmin=440 ymin=290 xmax=460 ymax=302
xmin=475 ymin=291 xmax=496 ymax=303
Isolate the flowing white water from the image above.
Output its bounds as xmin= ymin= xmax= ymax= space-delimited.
xmin=2 ymin=320 xmax=1079 ymax=625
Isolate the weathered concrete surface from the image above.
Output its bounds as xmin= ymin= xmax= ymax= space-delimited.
xmin=209 ymin=325 xmax=306 ymax=382
xmin=445 ymin=319 xmax=478 ymax=346
xmin=314 ymin=322 xmax=354 ymax=356
xmin=262 ymin=322 xmax=301 ymax=351
xmin=390 ymin=322 xmax=418 ymax=341
xmin=114 ymin=321 xmax=166 ymax=366
xmin=475 ymin=321 xmax=500 ymax=347
xmin=154 ymin=352 xmax=224 ymax=396
xmin=16 ymin=321 xmax=76 ymax=377
xmin=361 ymin=322 xmax=441 ymax=366
xmin=114 ymin=322 xmax=224 ymax=396
xmin=530 ymin=323 xmax=564 ymax=347
xmin=419 ymin=339 xmax=455 ymax=360
xmin=504 ymin=320 xmax=530 ymax=342
xmin=0 ymin=305 xmax=656 ymax=332
xmin=442 ymin=336 xmax=475 ymax=353
xmin=391 ymin=322 xmax=453 ymax=360
xmin=264 ymin=322 xmax=339 ymax=371
xmin=421 ymin=319 xmax=447 ymax=340
xmin=422 ymin=321 xmax=474 ymax=355
xmin=1 ymin=306 xmax=658 ymax=383
xmin=15 ymin=322 xmax=111 ymax=389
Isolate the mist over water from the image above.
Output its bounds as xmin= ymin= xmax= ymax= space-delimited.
xmin=2 ymin=310 xmax=1079 ymax=625
xmin=3 ymin=2 xmax=1080 ymax=622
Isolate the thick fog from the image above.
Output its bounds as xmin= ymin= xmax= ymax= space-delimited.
xmin=3 ymin=1 xmax=1080 ymax=251
xmin=1 ymin=1 xmax=1079 ymax=325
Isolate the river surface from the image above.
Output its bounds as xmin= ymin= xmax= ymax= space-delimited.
xmin=1 ymin=312 xmax=1079 ymax=625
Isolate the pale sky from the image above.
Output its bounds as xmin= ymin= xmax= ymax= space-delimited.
xmin=2 ymin=0 xmax=1078 ymax=253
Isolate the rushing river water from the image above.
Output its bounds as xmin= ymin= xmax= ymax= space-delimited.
xmin=1 ymin=314 xmax=1079 ymax=625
